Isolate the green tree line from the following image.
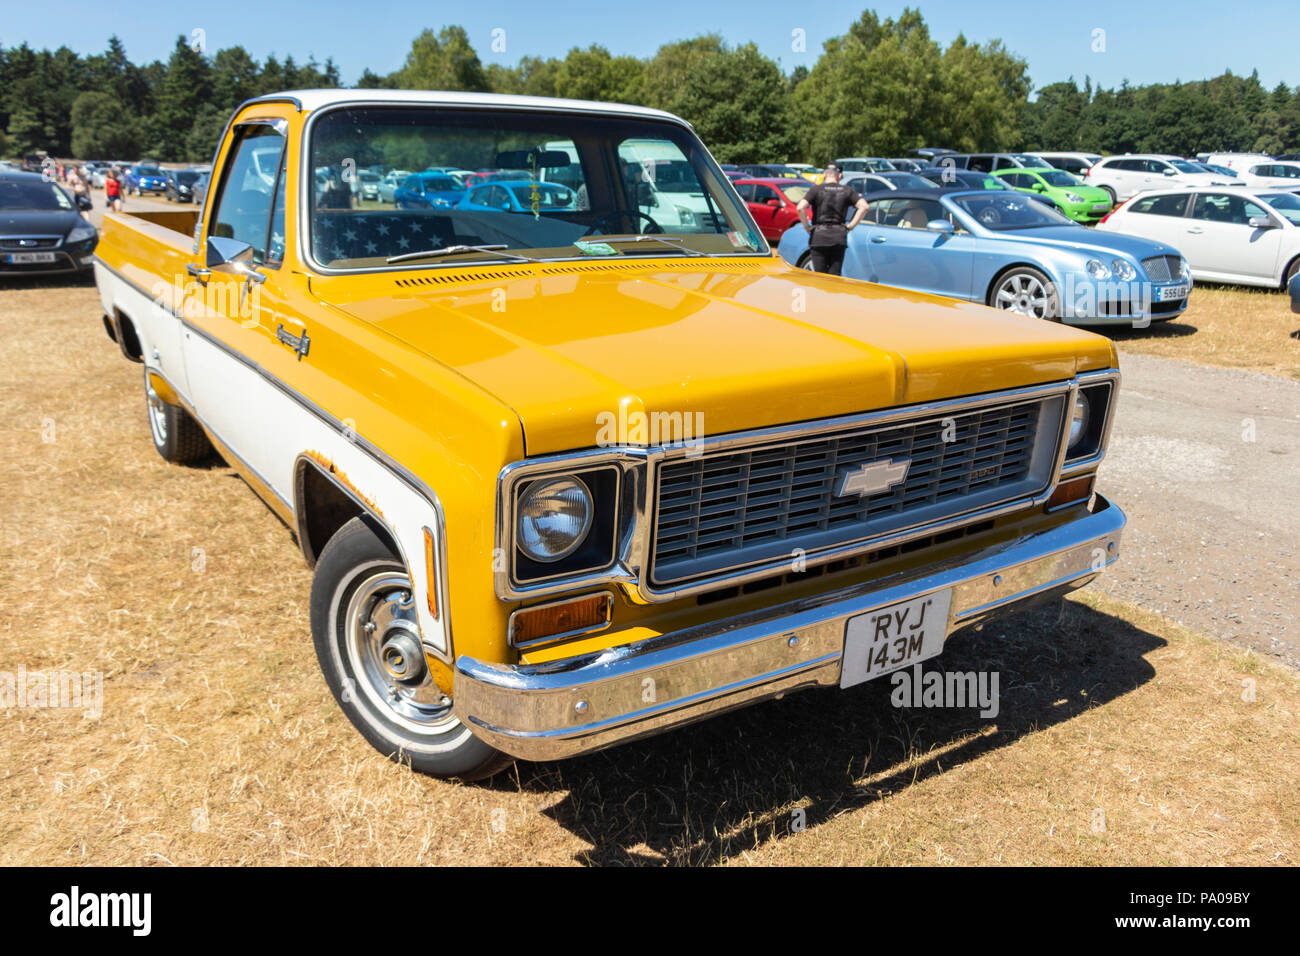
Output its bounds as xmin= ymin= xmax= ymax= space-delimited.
xmin=2 ymin=9 xmax=1295 ymax=164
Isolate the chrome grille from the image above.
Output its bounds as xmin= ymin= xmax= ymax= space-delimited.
xmin=651 ymin=396 xmax=1064 ymax=586
xmin=0 ymin=237 xmax=61 ymax=250
xmin=1141 ymin=254 xmax=1180 ymax=283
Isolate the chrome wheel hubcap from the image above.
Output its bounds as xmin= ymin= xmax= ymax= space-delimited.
xmin=344 ymin=571 xmax=455 ymax=735
xmin=996 ymin=274 xmax=1049 ymax=318
xmin=145 ymin=376 xmax=168 ymax=443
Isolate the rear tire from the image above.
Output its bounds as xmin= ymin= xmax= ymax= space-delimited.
xmin=310 ymin=516 xmax=512 ymax=781
xmin=145 ymin=369 xmax=211 ymax=463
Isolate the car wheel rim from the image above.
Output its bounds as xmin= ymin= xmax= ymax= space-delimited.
xmin=145 ymin=376 xmax=168 ymax=444
xmin=343 ymin=570 xmax=457 ymax=736
xmin=996 ymin=274 xmax=1049 ymax=317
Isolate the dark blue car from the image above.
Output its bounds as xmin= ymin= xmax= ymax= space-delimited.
xmin=393 ymin=173 xmax=464 ymax=210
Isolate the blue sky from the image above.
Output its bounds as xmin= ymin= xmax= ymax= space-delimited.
xmin=2 ymin=0 xmax=1293 ymax=94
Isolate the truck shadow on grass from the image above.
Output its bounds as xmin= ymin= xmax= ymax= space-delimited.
xmin=501 ymin=598 xmax=1164 ymax=865
xmin=1104 ymin=321 xmax=1198 ymax=344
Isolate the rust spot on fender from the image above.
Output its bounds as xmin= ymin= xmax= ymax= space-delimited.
xmin=304 ymin=449 xmax=385 ymax=521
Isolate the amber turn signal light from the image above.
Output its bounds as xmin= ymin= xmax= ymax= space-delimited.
xmin=423 ymin=527 xmax=438 ymax=619
xmin=510 ymin=593 xmax=612 ymax=647
xmin=1047 ymin=475 xmax=1095 ymax=511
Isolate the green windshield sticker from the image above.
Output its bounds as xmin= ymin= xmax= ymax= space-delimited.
xmin=574 ymin=239 xmax=619 ymax=256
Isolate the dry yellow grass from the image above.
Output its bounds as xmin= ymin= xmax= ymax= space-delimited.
xmin=1 ymin=275 xmax=1296 ymax=866
xmin=1111 ymin=283 xmax=1300 ymax=379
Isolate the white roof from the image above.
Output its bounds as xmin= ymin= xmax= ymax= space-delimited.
xmin=259 ymin=88 xmax=684 ymax=124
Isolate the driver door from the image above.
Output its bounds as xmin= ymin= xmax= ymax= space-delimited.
xmin=861 ymin=197 xmax=975 ymax=298
xmin=182 ymin=119 xmax=290 ymax=491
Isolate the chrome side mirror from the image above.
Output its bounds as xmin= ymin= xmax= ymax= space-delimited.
xmin=1247 ymin=215 xmax=1276 ymax=229
xmin=206 ymin=236 xmax=265 ymax=284
xmin=926 ymin=219 xmax=955 ymax=235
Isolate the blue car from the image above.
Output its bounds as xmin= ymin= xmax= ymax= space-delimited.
xmin=778 ymin=188 xmax=1193 ymax=325
xmin=393 ymin=172 xmax=464 ymax=209
xmin=131 ymin=164 xmax=169 ymax=196
xmin=457 ymin=179 xmax=577 ymax=214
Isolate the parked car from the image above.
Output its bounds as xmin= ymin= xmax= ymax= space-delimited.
xmin=164 ymin=168 xmax=204 ymax=203
xmin=732 ymin=177 xmax=813 ymax=240
xmin=784 ymin=163 xmax=825 ymax=183
xmin=1191 ymin=162 xmax=1238 ymax=178
xmin=915 ymin=168 xmax=1018 ymax=191
xmin=91 ymin=88 xmax=1125 ymax=780
xmin=737 ymin=163 xmax=803 ymax=179
xmin=131 ymin=164 xmax=170 ymax=196
xmin=1238 ymin=161 xmax=1300 ymax=190
xmin=393 ymin=172 xmax=465 ymax=209
xmin=356 ymin=170 xmax=382 ymax=202
xmin=1203 ymin=152 xmax=1273 ymax=172
xmin=378 ymin=169 xmax=412 ymax=203
xmin=834 ymin=157 xmax=896 ymax=173
xmin=191 ymin=170 xmax=212 ymax=209
xmin=944 ymin=153 xmax=1053 ymax=173
xmin=1033 ymin=152 xmax=1102 ymax=177
xmin=778 ymin=188 xmax=1192 ymax=324
xmin=992 ymin=167 xmax=1114 ymax=222
xmin=843 ymin=171 xmax=941 ymax=195
xmin=0 ymin=169 xmax=98 ymax=276
xmin=909 ymin=147 xmax=956 ymax=160
xmin=456 ymin=179 xmax=577 ymax=213
xmin=884 ymin=158 xmax=926 ymax=173
xmin=1085 ymin=154 xmax=1232 ymax=203
xmin=1097 ymin=187 xmax=1300 ymax=289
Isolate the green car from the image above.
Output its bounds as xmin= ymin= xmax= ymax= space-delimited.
xmin=992 ymin=167 xmax=1113 ymax=223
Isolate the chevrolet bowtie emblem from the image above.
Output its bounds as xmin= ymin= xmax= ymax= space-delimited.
xmin=835 ymin=459 xmax=910 ymax=497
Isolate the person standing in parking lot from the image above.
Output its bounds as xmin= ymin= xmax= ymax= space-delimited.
xmin=795 ymin=162 xmax=869 ymax=275
xmin=105 ymin=167 xmax=124 ymax=212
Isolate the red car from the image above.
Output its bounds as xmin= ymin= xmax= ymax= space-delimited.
xmin=733 ymin=177 xmax=814 ymax=241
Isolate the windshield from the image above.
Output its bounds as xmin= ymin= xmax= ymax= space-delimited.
xmin=1169 ymin=160 xmax=1202 ymax=173
xmin=1261 ymin=192 xmax=1300 ymax=225
xmin=881 ymin=172 xmax=935 ymax=189
xmin=176 ymin=171 xmax=200 ymax=185
xmin=952 ymin=193 xmax=1072 ymax=229
xmin=1039 ymin=170 xmax=1082 ymax=187
xmin=0 ymin=179 xmax=73 ymax=211
xmin=1012 ymin=154 xmax=1049 ymax=167
xmin=308 ymin=106 xmax=762 ymax=268
xmin=780 ymin=183 xmax=812 ymax=202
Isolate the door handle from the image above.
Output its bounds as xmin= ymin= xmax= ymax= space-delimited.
xmin=870 ymin=236 xmax=887 ymax=243
xmin=1186 ymin=227 xmax=1204 ymax=234
xmin=276 ymin=324 xmax=311 ymax=361
xmin=186 ymin=263 xmax=210 ymax=284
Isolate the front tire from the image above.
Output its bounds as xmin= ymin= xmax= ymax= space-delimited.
xmin=310 ymin=516 xmax=511 ymax=781
xmin=988 ymin=266 xmax=1061 ymax=320
xmin=145 ymin=369 xmax=211 ymax=463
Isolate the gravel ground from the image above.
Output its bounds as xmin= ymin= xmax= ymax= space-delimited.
xmin=1098 ymin=350 xmax=1300 ymax=666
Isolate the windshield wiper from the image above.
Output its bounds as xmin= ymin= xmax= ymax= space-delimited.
xmin=587 ymin=235 xmax=707 ymax=257
xmin=386 ymin=244 xmax=538 ymax=264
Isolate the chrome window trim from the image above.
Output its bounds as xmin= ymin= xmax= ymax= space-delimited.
xmin=296 ymin=100 xmax=771 ymax=277
xmin=494 ymin=378 xmax=1092 ymax=605
xmin=508 ymin=591 xmax=615 ymax=650
xmin=1059 ymin=368 xmax=1120 ymax=477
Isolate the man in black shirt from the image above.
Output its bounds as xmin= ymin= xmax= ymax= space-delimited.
xmin=795 ymin=163 xmax=870 ymax=275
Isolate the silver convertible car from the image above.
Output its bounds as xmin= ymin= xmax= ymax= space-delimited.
xmin=778 ymin=188 xmax=1193 ymax=325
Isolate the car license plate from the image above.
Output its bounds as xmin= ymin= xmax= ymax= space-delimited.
xmin=840 ymin=589 xmax=953 ymax=689
xmin=6 ymin=252 xmax=56 ymax=263
xmin=1092 ymin=202 xmax=1110 ymax=211
xmin=1156 ymin=284 xmax=1188 ymax=301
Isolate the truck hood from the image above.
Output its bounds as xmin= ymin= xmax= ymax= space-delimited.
xmin=313 ymin=258 xmax=1115 ymax=456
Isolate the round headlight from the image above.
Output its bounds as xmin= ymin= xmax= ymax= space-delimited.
xmin=1085 ymin=258 xmax=1111 ymax=279
xmin=1068 ymin=392 xmax=1091 ymax=450
xmin=1111 ymin=259 xmax=1136 ymax=280
xmin=516 ymin=477 xmax=594 ymax=563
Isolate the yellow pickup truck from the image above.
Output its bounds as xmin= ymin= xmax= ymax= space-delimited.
xmin=93 ymin=89 xmax=1125 ymax=780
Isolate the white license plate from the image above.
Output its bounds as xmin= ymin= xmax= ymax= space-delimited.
xmin=1092 ymin=202 xmax=1110 ymax=211
xmin=840 ymin=589 xmax=953 ymax=688
xmin=1156 ymin=284 xmax=1188 ymax=301
xmin=6 ymin=252 xmax=56 ymax=263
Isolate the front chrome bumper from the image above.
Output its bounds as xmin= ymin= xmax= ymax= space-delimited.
xmin=454 ymin=495 xmax=1126 ymax=761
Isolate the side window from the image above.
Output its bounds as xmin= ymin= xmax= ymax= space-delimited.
xmin=402 ymin=175 xmax=421 ymax=193
xmin=1109 ymin=160 xmax=1134 ymax=172
xmin=1191 ymin=193 xmax=1268 ymax=225
xmin=1131 ymin=193 xmax=1190 ymax=217
xmin=994 ymin=156 xmax=1017 ymax=170
xmin=208 ymin=123 xmax=286 ymax=265
xmin=1003 ymin=174 xmax=1026 ymax=188
xmin=734 ymin=183 xmax=756 ymax=202
xmin=753 ymin=185 xmax=780 ymax=204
